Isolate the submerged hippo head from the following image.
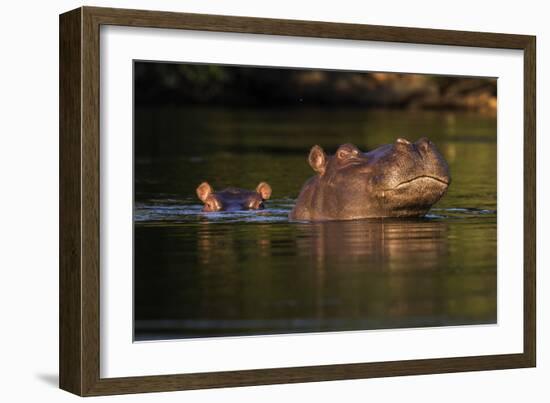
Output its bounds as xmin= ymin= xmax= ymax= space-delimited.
xmin=196 ymin=182 xmax=272 ymax=212
xmin=290 ymin=137 xmax=450 ymax=221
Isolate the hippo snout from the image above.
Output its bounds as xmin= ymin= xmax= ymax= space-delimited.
xmin=290 ymin=138 xmax=451 ymax=221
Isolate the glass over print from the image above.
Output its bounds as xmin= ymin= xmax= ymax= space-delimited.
xmin=133 ymin=62 xmax=497 ymax=341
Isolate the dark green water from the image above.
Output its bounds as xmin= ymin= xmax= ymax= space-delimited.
xmin=134 ymin=107 xmax=496 ymax=341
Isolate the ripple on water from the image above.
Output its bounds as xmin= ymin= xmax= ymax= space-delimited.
xmin=426 ymin=207 xmax=497 ymax=220
xmin=134 ymin=199 xmax=496 ymax=225
xmin=134 ymin=198 xmax=293 ymax=224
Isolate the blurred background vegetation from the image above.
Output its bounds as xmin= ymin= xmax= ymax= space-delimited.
xmin=135 ymin=63 xmax=497 ymax=112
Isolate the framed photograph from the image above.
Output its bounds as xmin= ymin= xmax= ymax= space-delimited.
xmin=59 ymin=6 xmax=536 ymax=396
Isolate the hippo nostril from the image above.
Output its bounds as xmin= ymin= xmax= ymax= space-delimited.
xmin=418 ymin=137 xmax=430 ymax=144
xmin=416 ymin=137 xmax=432 ymax=153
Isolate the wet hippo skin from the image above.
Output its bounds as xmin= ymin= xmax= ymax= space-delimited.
xmin=290 ymin=138 xmax=451 ymax=221
xmin=197 ymin=182 xmax=272 ymax=212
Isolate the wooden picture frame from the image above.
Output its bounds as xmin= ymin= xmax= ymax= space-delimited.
xmin=59 ymin=6 xmax=536 ymax=396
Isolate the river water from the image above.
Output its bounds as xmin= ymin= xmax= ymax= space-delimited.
xmin=134 ymin=107 xmax=496 ymax=341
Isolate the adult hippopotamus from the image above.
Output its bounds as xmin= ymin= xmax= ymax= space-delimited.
xmin=196 ymin=182 xmax=272 ymax=212
xmin=289 ymin=137 xmax=450 ymax=221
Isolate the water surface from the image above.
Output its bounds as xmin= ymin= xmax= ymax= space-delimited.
xmin=134 ymin=108 xmax=496 ymax=341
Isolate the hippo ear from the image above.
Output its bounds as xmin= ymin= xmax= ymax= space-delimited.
xmin=196 ymin=182 xmax=213 ymax=202
xmin=308 ymin=145 xmax=327 ymax=175
xmin=256 ymin=182 xmax=272 ymax=200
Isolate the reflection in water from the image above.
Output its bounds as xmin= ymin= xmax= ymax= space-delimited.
xmin=295 ymin=219 xmax=448 ymax=267
xmin=134 ymin=205 xmax=496 ymax=340
xmin=295 ymin=220 xmax=450 ymax=325
xmin=133 ymin=108 xmax=497 ymax=341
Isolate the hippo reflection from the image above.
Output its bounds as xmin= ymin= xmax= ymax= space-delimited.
xmin=295 ymin=219 xmax=449 ymax=270
xmin=196 ymin=182 xmax=272 ymax=212
xmin=290 ymin=137 xmax=450 ymax=221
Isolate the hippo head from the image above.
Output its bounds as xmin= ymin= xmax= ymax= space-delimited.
xmin=290 ymin=137 xmax=450 ymax=220
xmin=196 ymin=182 xmax=272 ymax=212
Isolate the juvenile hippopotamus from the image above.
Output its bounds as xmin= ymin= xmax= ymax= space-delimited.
xmin=290 ymin=137 xmax=450 ymax=221
xmin=196 ymin=182 xmax=272 ymax=212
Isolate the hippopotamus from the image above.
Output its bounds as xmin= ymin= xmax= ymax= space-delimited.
xmin=196 ymin=182 xmax=272 ymax=212
xmin=289 ymin=137 xmax=450 ymax=221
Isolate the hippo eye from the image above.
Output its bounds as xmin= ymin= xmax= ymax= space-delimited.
xmin=337 ymin=147 xmax=360 ymax=160
xmin=206 ymin=199 xmax=220 ymax=211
